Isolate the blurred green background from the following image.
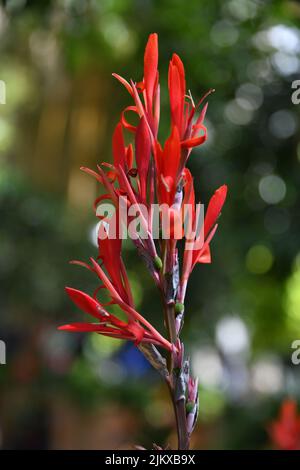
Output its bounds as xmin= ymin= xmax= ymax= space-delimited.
xmin=1 ymin=0 xmax=300 ymax=449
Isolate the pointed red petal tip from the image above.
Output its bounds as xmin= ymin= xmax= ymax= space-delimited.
xmin=144 ymin=33 xmax=158 ymax=104
xmin=217 ymin=184 xmax=228 ymax=202
xmin=65 ymin=287 xmax=103 ymax=320
xmin=58 ymin=323 xmax=104 ymax=332
xmin=111 ymin=73 xmax=133 ymax=96
xmin=57 ymin=324 xmax=85 ymax=331
xmin=197 ymin=244 xmax=211 ymax=264
xmin=170 ymin=53 xmax=185 ymax=77
xmin=145 ymin=33 xmax=158 ymax=62
xmin=204 ymin=185 xmax=228 ymax=238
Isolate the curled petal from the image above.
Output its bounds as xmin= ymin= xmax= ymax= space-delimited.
xmin=121 ymin=106 xmax=138 ymax=133
xmin=93 ymin=193 xmax=113 ymax=214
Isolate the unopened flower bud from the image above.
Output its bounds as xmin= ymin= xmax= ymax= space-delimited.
xmin=175 ymin=302 xmax=184 ymax=314
xmin=154 ymin=255 xmax=163 ymax=270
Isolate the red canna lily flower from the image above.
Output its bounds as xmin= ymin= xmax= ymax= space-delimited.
xmin=114 ymin=35 xmax=209 ymax=171
xmin=113 ymin=33 xmax=159 ymax=139
xmin=81 ymin=157 xmax=162 ymax=283
xmin=268 ymin=399 xmax=300 ymax=450
xmin=60 ymin=33 xmax=228 ymax=450
xmin=59 ymin=287 xmax=172 ymax=349
xmin=168 ymin=54 xmax=186 ymax=137
xmin=60 ymin=203 xmax=172 ymax=350
xmin=100 ymin=121 xmax=134 ymax=183
xmin=168 ymin=52 xmax=211 ymax=154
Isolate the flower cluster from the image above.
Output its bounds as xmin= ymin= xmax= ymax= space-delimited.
xmin=268 ymin=399 xmax=300 ymax=450
xmin=59 ymin=33 xmax=227 ymax=449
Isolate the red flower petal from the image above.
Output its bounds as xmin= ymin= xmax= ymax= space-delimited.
xmin=181 ymin=133 xmax=206 ymax=148
xmin=195 ymin=244 xmax=211 ymax=264
xmin=58 ymin=322 xmax=106 ymax=332
xmin=135 ymin=117 xmax=151 ymax=201
xmin=65 ymin=287 xmax=105 ymax=320
xmin=204 ymin=185 xmax=227 ymax=239
xmin=144 ymin=33 xmax=158 ymax=110
xmin=121 ymin=106 xmax=138 ymax=133
xmin=268 ymin=399 xmax=300 ymax=450
xmin=112 ymin=73 xmax=133 ymax=96
xmin=97 ymin=214 xmax=131 ymax=303
xmin=168 ymin=53 xmax=186 ymax=136
xmin=112 ymin=122 xmax=126 ymax=171
xmin=126 ymin=144 xmax=134 ymax=170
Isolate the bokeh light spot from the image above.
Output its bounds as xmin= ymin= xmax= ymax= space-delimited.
xmin=224 ymin=100 xmax=253 ymax=125
xmin=268 ymin=110 xmax=297 ymax=139
xmin=246 ymin=244 xmax=273 ymax=274
xmin=259 ymin=174 xmax=286 ymax=204
xmin=236 ymin=83 xmax=263 ymax=111
xmin=251 ymin=356 xmax=284 ymax=395
xmin=210 ymin=20 xmax=239 ymax=47
xmin=264 ymin=207 xmax=290 ymax=235
xmin=216 ymin=316 xmax=250 ymax=356
xmin=192 ymin=346 xmax=223 ymax=388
